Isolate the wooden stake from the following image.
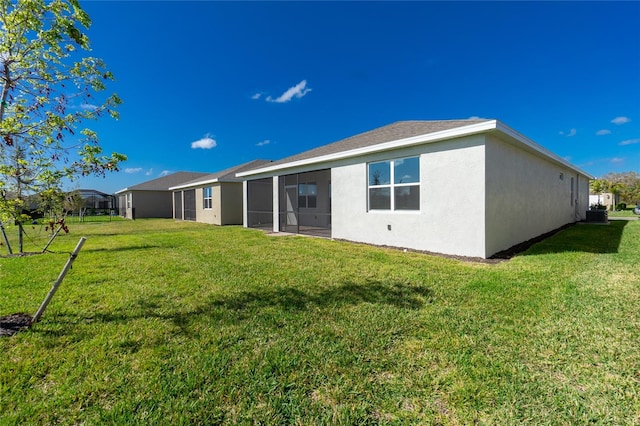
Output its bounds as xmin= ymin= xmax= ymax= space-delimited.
xmin=0 ymin=221 xmax=12 ymax=255
xmin=32 ymin=237 xmax=86 ymax=323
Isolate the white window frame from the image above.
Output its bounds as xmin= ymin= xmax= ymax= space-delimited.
xmin=203 ymin=187 xmax=213 ymax=209
xmin=368 ymin=156 xmax=420 ymax=211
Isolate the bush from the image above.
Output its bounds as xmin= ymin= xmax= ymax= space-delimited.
xmin=616 ymin=203 xmax=627 ymax=211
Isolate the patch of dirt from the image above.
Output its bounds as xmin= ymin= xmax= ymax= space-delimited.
xmin=489 ymin=224 xmax=573 ymax=260
xmin=0 ymin=313 xmax=33 ymax=337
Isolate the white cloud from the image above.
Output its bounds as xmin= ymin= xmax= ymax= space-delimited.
xmin=610 ymin=157 xmax=624 ymax=163
xmin=266 ymin=80 xmax=312 ymax=103
xmin=125 ymin=167 xmax=142 ymax=174
xmin=81 ymin=103 xmax=99 ymax=111
xmin=596 ymin=129 xmax=611 ymax=136
xmin=559 ymin=128 xmax=577 ymax=137
xmin=256 ymin=139 xmax=271 ymax=147
xmin=619 ymin=138 xmax=640 ymax=146
xmin=611 ymin=116 xmax=630 ymax=125
xmin=191 ymin=134 xmax=217 ymax=149
xmin=251 ymin=93 xmax=262 ymax=100
xmin=145 ymin=169 xmax=153 ymax=176
xmin=160 ymin=170 xmax=171 ymax=177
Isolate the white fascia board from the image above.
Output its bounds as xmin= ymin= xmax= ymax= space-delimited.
xmin=168 ymin=178 xmax=221 ymax=191
xmin=493 ymin=121 xmax=594 ymax=179
xmin=114 ymin=188 xmax=129 ymax=194
xmin=237 ymin=120 xmax=499 ymax=178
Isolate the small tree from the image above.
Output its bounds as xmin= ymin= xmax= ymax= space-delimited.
xmin=63 ymin=189 xmax=84 ymax=216
xmin=0 ymin=0 xmax=126 ymax=253
xmin=589 ymin=178 xmax=609 ymax=206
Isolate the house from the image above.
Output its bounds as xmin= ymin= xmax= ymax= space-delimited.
xmin=116 ymin=172 xmax=209 ymax=219
xmin=237 ymin=119 xmax=593 ymax=259
xmin=589 ymin=192 xmax=620 ymax=210
xmin=76 ymin=189 xmax=117 ymax=212
xmin=169 ymin=160 xmax=271 ymax=225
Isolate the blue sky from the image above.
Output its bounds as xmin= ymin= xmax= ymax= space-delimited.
xmin=74 ymin=1 xmax=640 ymax=193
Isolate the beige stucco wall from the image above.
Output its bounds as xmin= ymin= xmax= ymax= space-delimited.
xmin=192 ymin=186 xmax=219 ymax=225
xmin=331 ymin=135 xmax=487 ymax=258
xmin=484 ymin=134 xmax=588 ymax=256
xmin=175 ymin=183 xmax=244 ymax=226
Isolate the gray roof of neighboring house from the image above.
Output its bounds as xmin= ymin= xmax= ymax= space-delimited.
xmin=169 ymin=160 xmax=273 ymax=189
xmin=241 ymin=119 xmax=490 ymax=173
xmin=116 ymin=171 xmax=210 ymax=194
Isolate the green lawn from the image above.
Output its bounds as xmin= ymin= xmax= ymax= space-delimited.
xmin=1 ymin=219 xmax=639 ymax=424
xmin=609 ymin=205 xmax=639 ymax=218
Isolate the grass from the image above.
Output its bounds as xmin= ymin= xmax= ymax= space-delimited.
xmin=608 ymin=205 xmax=639 ymax=218
xmin=1 ymin=219 xmax=639 ymax=424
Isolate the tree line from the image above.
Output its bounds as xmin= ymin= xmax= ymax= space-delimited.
xmin=589 ymin=171 xmax=640 ymax=206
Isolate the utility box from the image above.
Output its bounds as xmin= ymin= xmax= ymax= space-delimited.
xmin=586 ymin=209 xmax=608 ymax=223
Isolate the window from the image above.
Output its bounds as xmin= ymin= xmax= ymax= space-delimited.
xmin=368 ymin=156 xmax=420 ymax=211
xmin=126 ymin=193 xmax=132 ymax=208
xmin=298 ymin=182 xmax=317 ymax=208
xmin=203 ymin=187 xmax=212 ymax=209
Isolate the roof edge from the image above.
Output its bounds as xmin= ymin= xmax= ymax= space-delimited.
xmin=169 ymin=178 xmax=220 ymax=190
xmin=237 ymin=120 xmax=498 ymax=177
xmin=493 ymin=121 xmax=594 ymax=179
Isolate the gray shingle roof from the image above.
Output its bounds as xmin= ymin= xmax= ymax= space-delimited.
xmin=243 ymin=119 xmax=491 ymax=172
xmin=118 ymin=171 xmax=210 ymax=192
xmin=174 ymin=160 xmax=273 ymax=187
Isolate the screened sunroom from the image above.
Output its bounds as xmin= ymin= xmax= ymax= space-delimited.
xmin=246 ymin=177 xmax=274 ymax=230
xmin=245 ymin=169 xmax=331 ymax=238
xmin=278 ymin=169 xmax=331 ymax=237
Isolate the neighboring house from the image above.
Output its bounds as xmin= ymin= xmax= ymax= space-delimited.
xmin=116 ymin=172 xmax=209 ymax=219
xmin=169 ymin=160 xmax=271 ymax=225
xmin=237 ymin=119 xmax=593 ymax=259
xmin=76 ymin=189 xmax=117 ymax=211
xmin=589 ymin=192 xmax=619 ymax=210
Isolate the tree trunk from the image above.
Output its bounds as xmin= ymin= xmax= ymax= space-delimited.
xmin=18 ymin=222 xmax=24 ymax=254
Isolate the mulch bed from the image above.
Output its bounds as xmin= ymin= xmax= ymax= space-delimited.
xmin=0 ymin=313 xmax=33 ymax=337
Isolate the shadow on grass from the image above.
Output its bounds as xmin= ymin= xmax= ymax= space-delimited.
xmin=82 ymin=245 xmax=165 ymax=253
xmin=208 ymin=280 xmax=433 ymax=311
xmin=521 ymin=220 xmax=628 ymax=256
xmin=39 ymin=281 xmax=432 ymax=340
